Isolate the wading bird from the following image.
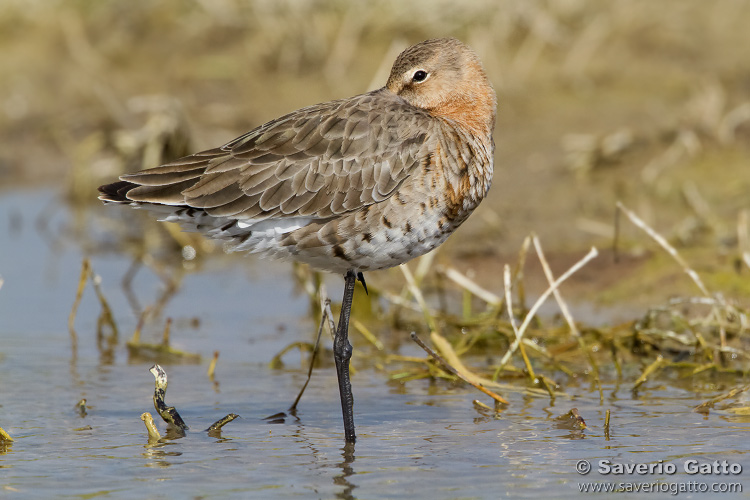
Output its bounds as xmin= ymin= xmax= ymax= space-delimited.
xmin=99 ymin=37 xmax=496 ymax=443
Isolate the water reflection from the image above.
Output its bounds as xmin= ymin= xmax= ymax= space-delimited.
xmin=334 ymin=443 xmax=357 ymax=500
xmin=0 ymin=442 xmax=12 ymax=457
xmin=142 ymin=443 xmax=183 ymax=469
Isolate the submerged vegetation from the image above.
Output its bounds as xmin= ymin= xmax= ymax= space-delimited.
xmin=66 ymin=201 xmax=750 ymax=435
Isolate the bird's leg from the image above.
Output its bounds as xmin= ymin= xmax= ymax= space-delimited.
xmin=335 ymin=269 xmax=357 ymax=443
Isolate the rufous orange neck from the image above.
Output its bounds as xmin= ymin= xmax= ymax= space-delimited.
xmin=430 ymin=77 xmax=496 ymax=141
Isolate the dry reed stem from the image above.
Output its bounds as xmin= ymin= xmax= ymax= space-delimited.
xmin=140 ymin=412 xmax=161 ymax=441
xmin=443 ymin=267 xmax=503 ymax=307
xmin=537 ymin=375 xmax=557 ymax=399
xmin=207 ymin=350 xmax=219 ymax=380
xmin=531 ymin=236 xmax=603 ymax=403
xmin=604 ymin=409 xmax=611 ymax=440
xmin=68 ymin=258 xmax=91 ymax=357
xmin=615 ymin=202 xmax=710 ymax=297
xmin=495 ymin=246 xmax=599 ymax=372
xmin=399 ymin=263 xmax=438 ymax=333
xmin=414 ymin=249 xmax=437 ymax=284
xmin=91 ymin=272 xmax=118 ymax=337
xmin=68 ymin=259 xmax=119 ymax=360
xmin=632 ymin=355 xmax=666 ymax=391
xmin=321 ymin=285 xmax=337 ymax=339
xmin=428 ymin=332 xmax=509 ymax=392
xmin=512 ymin=236 xmax=532 ymax=313
xmin=290 ymin=294 xmax=331 ymax=411
xmin=694 ymin=384 xmax=750 ymax=414
xmin=411 ymin=332 xmax=509 ymax=405
xmin=472 ymin=399 xmax=493 ymax=412
xmin=352 ymin=319 xmax=384 ymax=351
xmin=0 ymin=426 xmax=13 ymax=443
xmin=503 ymin=264 xmax=536 ymax=382
xmin=393 ymin=254 xmax=437 ymax=321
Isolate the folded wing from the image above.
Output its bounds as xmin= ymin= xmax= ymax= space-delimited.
xmin=103 ymin=89 xmax=432 ymax=224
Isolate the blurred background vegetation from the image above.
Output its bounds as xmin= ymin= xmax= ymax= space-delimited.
xmin=1 ymin=0 xmax=748 ymax=306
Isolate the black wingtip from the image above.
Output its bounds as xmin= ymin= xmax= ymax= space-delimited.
xmin=97 ymin=180 xmax=137 ymax=203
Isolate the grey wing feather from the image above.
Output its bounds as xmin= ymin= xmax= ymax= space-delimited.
xmin=120 ymin=89 xmax=432 ymax=221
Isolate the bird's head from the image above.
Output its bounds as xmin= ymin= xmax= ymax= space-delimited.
xmin=386 ymin=37 xmax=497 ymax=139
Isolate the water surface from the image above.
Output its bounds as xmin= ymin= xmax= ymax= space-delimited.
xmin=1 ymin=189 xmax=748 ymax=498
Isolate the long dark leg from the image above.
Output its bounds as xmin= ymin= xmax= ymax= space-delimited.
xmin=335 ymin=269 xmax=357 ymax=443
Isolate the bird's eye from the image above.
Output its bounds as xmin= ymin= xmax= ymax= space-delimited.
xmin=412 ymin=70 xmax=428 ymax=83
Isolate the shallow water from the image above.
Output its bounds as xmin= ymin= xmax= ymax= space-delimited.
xmin=1 ymin=189 xmax=749 ymax=499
